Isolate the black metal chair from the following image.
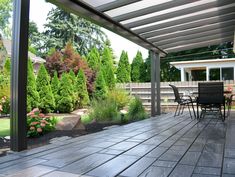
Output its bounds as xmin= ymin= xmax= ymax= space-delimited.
xmin=169 ymin=84 xmax=196 ymax=119
xmin=197 ymin=82 xmax=225 ymax=121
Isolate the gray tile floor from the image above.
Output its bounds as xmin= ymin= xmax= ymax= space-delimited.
xmin=1 ymin=112 xmax=235 ymax=177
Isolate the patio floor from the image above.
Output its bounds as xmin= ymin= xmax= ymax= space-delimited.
xmin=0 ymin=112 xmax=235 ymax=177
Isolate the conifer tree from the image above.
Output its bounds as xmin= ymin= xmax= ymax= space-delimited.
xmin=68 ymin=69 xmax=78 ymax=106
xmin=57 ymin=73 xmax=74 ymax=113
xmin=77 ymin=69 xmax=89 ymax=107
xmin=36 ymin=64 xmax=55 ymax=113
xmin=27 ymin=60 xmax=39 ymax=112
xmin=131 ymin=51 xmax=144 ymax=82
xmin=51 ymin=71 xmax=60 ymax=110
xmin=3 ymin=57 xmax=10 ymax=74
xmin=87 ymin=47 xmax=100 ymax=71
xmin=116 ymin=51 xmax=131 ymax=83
xmin=101 ymin=46 xmax=115 ymax=89
xmin=93 ymin=71 xmax=107 ymax=99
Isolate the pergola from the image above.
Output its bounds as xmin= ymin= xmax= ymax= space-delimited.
xmin=11 ymin=0 xmax=235 ymax=151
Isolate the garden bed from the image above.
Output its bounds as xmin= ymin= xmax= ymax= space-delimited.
xmin=0 ymin=121 xmax=123 ymax=157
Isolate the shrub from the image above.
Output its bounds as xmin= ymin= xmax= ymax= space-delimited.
xmin=68 ymin=70 xmax=78 ymax=106
xmin=27 ymin=108 xmax=57 ymax=138
xmin=108 ymin=88 xmax=130 ymax=110
xmin=27 ymin=60 xmax=39 ymax=112
xmin=89 ymin=98 xmax=118 ymax=122
xmin=131 ymin=51 xmax=144 ymax=82
xmin=51 ymin=71 xmax=60 ymax=110
xmin=93 ymin=70 xmax=108 ymax=99
xmin=87 ymin=47 xmax=100 ymax=71
xmin=77 ymin=69 xmax=90 ymax=108
xmin=57 ymin=73 xmax=73 ymax=113
xmin=36 ymin=64 xmax=55 ymax=113
xmin=127 ymin=97 xmax=147 ymax=121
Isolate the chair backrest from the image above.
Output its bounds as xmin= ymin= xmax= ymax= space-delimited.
xmin=198 ymin=82 xmax=224 ymax=104
xmin=169 ymin=84 xmax=181 ymax=103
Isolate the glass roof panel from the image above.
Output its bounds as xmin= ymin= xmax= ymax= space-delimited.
xmin=81 ymin=0 xmax=116 ymax=8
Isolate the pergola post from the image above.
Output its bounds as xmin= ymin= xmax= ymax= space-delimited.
xmin=233 ymin=28 xmax=235 ymax=53
xmin=156 ymin=53 xmax=161 ymax=115
xmin=150 ymin=50 xmax=156 ymax=117
xmin=10 ymin=0 xmax=30 ymax=151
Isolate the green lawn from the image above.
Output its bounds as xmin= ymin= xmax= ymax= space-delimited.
xmin=0 ymin=119 xmax=10 ymax=137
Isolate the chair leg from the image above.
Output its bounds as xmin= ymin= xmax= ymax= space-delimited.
xmin=197 ymin=103 xmax=199 ymax=120
xmin=181 ymin=105 xmax=185 ymax=114
xmin=177 ymin=105 xmax=182 ymax=116
xmin=174 ymin=104 xmax=179 ymax=117
xmin=224 ymin=104 xmax=226 ymax=121
xmin=187 ymin=103 xmax=192 ymax=119
xmin=191 ymin=102 xmax=196 ymax=119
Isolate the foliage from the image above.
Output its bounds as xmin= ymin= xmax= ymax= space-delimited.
xmin=0 ymin=0 xmax=12 ymax=38
xmin=93 ymin=70 xmax=108 ymax=99
xmin=107 ymin=88 xmax=130 ymax=110
xmin=77 ymin=69 xmax=90 ymax=108
xmin=51 ymin=71 xmax=60 ymax=110
xmin=3 ymin=58 xmax=10 ymax=74
xmin=57 ymin=73 xmax=74 ymax=113
xmin=116 ymin=51 xmax=131 ymax=83
xmin=36 ymin=64 xmax=55 ymax=113
xmin=89 ymin=98 xmax=118 ymax=122
xmin=68 ymin=69 xmax=78 ymax=106
xmin=127 ymin=97 xmax=147 ymax=121
xmin=0 ymin=59 xmax=10 ymax=99
xmin=39 ymin=7 xmax=107 ymax=56
xmin=86 ymin=47 xmax=100 ymax=71
xmin=140 ymin=52 xmax=151 ymax=82
xmin=80 ymin=114 xmax=93 ymax=125
xmin=131 ymin=51 xmax=144 ymax=82
xmin=27 ymin=60 xmax=39 ymax=112
xmin=101 ymin=46 xmax=115 ymax=89
xmin=45 ymin=43 xmax=95 ymax=94
xmin=27 ymin=108 xmax=57 ymax=138
xmin=0 ymin=96 xmax=10 ymax=114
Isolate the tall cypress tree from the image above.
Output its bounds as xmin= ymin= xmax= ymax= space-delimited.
xmin=87 ymin=47 xmax=100 ymax=71
xmin=3 ymin=58 xmax=10 ymax=74
xmin=131 ymin=51 xmax=144 ymax=82
xmin=57 ymin=73 xmax=74 ymax=113
xmin=77 ymin=69 xmax=89 ymax=107
xmin=116 ymin=51 xmax=131 ymax=83
xmin=93 ymin=70 xmax=108 ymax=99
xmin=101 ymin=46 xmax=115 ymax=89
xmin=68 ymin=69 xmax=78 ymax=106
xmin=51 ymin=71 xmax=59 ymax=110
xmin=27 ymin=60 xmax=39 ymax=112
xmin=36 ymin=64 xmax=55 ymax=113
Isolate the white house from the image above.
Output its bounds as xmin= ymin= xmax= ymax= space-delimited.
xmin=170 ymin=58 xmax=235 ymax=81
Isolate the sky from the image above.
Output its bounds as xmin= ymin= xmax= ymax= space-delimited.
xmin=29 ymin=0 xmax=148 ymax=62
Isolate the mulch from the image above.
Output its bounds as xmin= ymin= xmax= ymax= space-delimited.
xmin=0 ymin=122 xmax=121 ymax=157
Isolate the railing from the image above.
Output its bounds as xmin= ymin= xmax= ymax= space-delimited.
xmin=117 ymin=80 xmax=235 ymax=111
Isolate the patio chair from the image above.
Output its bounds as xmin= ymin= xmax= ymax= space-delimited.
xmin=169 ymin=84 xmax=196 ymax=119
xmin=197 ymin=82 xmax=225 ymax=121
xmin=227 ymin=94 xmax=235 ymax=117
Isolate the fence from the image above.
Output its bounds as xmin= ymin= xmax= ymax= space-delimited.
xmin=118 ymin=80 xmax=235 ymax=111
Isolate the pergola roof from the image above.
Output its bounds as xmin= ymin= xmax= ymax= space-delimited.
xmin=47 ymin=0 xmax=235 ymax=56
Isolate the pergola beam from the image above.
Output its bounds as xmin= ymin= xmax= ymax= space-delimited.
xmin=113 ymin=0 xmax=198 ymax=22
xmin=137 ymin=7 xmax=235 ymax=37
xmin=10 ymin=0 xmax=29 ymax=151
xmin=48 ymin=0 xmax=166 ymax=55
xmin=96 ymin=0 xmax=141 ymax=12
xmin=158 ymin=32 xmax=234 ymax=49
xmin=143 ymin=14 xmax=235 ymax=40
xmin=148 ymin=21 xmax=235 ymax=43
xmin=154 ymin=25 xmax=235 ymax=46
xmin=124 ymin=0 xmax=235 ymax=29
xmin=165 ymin=36 xmax=234 ymax=53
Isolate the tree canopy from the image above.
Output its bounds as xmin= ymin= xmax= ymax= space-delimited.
xmin=0 ymin=0 xmax=12 ymax=38
xmin=116 ymin=51 xmax=131 ymax=83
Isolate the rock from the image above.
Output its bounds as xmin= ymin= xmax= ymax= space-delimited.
xmin=56 ymin=116 xmax=81 ymax=130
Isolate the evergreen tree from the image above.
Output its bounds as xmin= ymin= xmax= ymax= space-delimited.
xmin=68 ymin=69 xmax=78 ymax=106
xmin=27 ymin=60 xmax=39 ymax=112
xmin=87 ymin=47 xmax=100 ymax=71
xmin=101 ymin=46 xmax=115 ymax=89
xmin=131 ymin=51 xmax=144 ymax=82
xmin=116 ymin=51 xmax=131 ymax=83
xmin=77 ymin=69 xmax=89 ymax=107
xmin=36 ymin=64 xmax=55 ymax=113
xmin=57 ymin=73 xmax=74 ymax=113
xmin=93 ymin=71 xmax=108 ymax=99
xmin=51 ymin=71 xmax=60 ymax=110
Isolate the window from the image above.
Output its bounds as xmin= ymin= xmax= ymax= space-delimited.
xmin=209 ymin=68 xmax=220 ymax=80
xmin=222 ymin=67 xmax=234 ymax=80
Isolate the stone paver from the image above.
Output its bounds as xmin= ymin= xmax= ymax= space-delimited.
xmin=0 ymin=112 xmax=235 ymax=177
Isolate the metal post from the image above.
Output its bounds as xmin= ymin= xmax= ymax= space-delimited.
xmin=233 ymin=29 xmax=235 ymax=53
xmin=156 ymin=53 xmax=161 ymax=115
xmin=150 ymin=50 xmax=156 ymax=117
xmin=10 ymin=0 xmax=30 ymax=151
